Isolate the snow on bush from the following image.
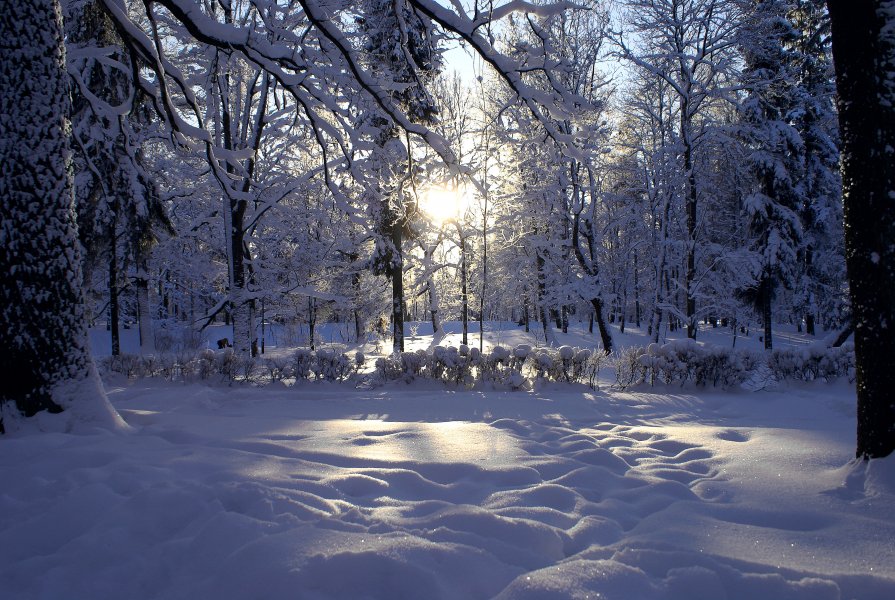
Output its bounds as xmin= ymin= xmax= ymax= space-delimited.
xmin=97 ymin=341 xmax=853 ymax=392
xmin=768 ymin=343 xmax=855 ymax=382
xmin=615 ymin=341 xmax=759 ymax=389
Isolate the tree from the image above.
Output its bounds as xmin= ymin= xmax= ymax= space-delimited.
xmin=739 ymin=0 xmax=804 ymax=350
xmin=826 ymin=0 xmax=895 ymax=459
xmin=0 ymin=0 xmax=124 ymax=432
xmin=614 ymin=0 xmax=745 ymax=338
xmin=788 ymin=0 xmax=844 ymax=335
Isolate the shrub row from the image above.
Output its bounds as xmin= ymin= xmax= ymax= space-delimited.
xmin=373 ymin=344 xmax=605 ymax=389
xmin=612 ymin=340 xmax=760 ymax=390
xmin=101 ymin=347 xmax=365 ymax=384
xmin=100 ymin=341 xmax=855 ymax=390
xmin=767 ymin=344 xmax=855 ymax=383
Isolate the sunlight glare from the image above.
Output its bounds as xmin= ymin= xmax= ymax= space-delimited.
xmin=420 ymin=184 xmax=470 ymax=225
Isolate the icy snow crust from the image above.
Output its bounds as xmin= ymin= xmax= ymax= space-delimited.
xmin=2 ymin=374 xmax=894 ymax=599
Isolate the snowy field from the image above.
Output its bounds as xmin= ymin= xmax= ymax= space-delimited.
xmin=2 ymin=322 xmax=894 ymax=599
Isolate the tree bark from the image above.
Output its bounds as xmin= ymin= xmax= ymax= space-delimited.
xmin=135 ymin=250 xmax=155 ymax=353
xmin=762 ymin=270 xmax=773 ymax=351
xmin=109 ymin=238 xmax=120 ymax=356
xmin=0 ymin=0 xmax=123 ymax=431
xmin=828 ymin=0 xmax=895 ymax=459
xmin=391 ymin=223 xmax=405 ymax=353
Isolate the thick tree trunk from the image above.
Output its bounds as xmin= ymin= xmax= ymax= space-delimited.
xmin=0 ymin=0 xmax=123 ymax=432
xmin=828 ymin=0 xmax=895 ymax=459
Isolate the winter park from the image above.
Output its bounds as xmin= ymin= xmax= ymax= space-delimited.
xmin=2 ymin=1 xmax=895 ymax=599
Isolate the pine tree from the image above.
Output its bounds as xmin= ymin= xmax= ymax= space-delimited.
xmin=789 ymin=0 xmax=844 ymax=335
xmin=739 ymin=0 xmax=804 ymax=350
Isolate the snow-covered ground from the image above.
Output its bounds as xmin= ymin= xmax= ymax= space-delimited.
xmin=3 ymin=322 xmax=893 ymax=599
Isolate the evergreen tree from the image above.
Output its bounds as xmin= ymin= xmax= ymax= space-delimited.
xmin=739 ymin=0 xmax=804 ymax=350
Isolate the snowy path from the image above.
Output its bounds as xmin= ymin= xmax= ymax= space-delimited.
xmin=2 ymin=381 xmax=893 ymax=599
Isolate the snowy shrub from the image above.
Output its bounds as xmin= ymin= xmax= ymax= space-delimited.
xmin=402 ymin=350 xmax=429 ymax=379
xmin=101 ymin=353 xmax=144 ymax=379
xmin=196 ymin=350 xmax=217 ymax=380
xmin=371 ymin=350 xmax=431 ymax=383
xmin=263 ymin=356 xmax=291 ymax=382
xmin=312 ymin=348 xmax=355 ymax=382
xmin=373 ymin=356 xmax=398 ymax=381
xmin=614 ymin=346 xmax=648 ymax=389
xmin=234 ymin=355 xmax=258 ymax=382
xmin=511 ymin=345 xmax=531 ymax=370
xmin=525 ymin=348 xmax=570 ymax=382
xmin=768 ymin=344 xmax=855 ymax=382
xmin=631 ymin=341 xmax=757 ymax=389
xmin=154 ymin=329 xmax=177 ymax=353
xmin=571 ymin=349 xmax=602 ymax=389
xmin=294 ymin=348 xmax=314 ymax=380
xmin=490 ymin=346 xmax=510 ymax=364
xmin=216 ymin=348 xmax=239 ymax=381
xmin=428 ymin=346 xmax=473 ymax=385
xmin=156 ymin=353 xmax=180 ymax=381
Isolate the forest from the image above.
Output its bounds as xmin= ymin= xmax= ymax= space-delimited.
xmin=3 ymin=1 xmax=895 ymax=598
xmin=2 ymin=0 xmax=894 ymax=453
xmin=65 ymin=0 xmax=847 ymax=358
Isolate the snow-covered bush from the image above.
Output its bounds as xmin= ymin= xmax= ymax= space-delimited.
xmin=263 ymin=356 xmax=291 ymax=382
xmin=768 ymin=344 xmax=855 ymax=382
xmin=373 ymin=355 xmax=403 ymax=382
xmin=196 ymin=349 xmax=217 ymax=380
xmin=511 ymin=345 xmax=531 ymax=370
xmin=294 ymin=348 xmax=314 ymax=380
xmin=571 ymin=349 xmax=603 ymax=389
xmin=312 ymin=348 xmax=355 ymax=382
xmin=101 ymin=353 xmax=144 ymax=379
xmin=630 ymin=341 xmax=758 ymax=389
xmin=614 ymin=346 xmax=648 ymax=389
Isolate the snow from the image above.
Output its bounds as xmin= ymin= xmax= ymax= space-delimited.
xmin=3 ymin=323 xmax=893 ymax=599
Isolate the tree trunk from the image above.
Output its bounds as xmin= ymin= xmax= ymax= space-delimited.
xmin=590 ymin=298 xmax=613 ymax=355
xmin=634 ymin=250 xmax=641 ymax=328
xmin=523 ymin=295 xmax=530 ymax=333
xmin=308 ymin=296 xmax=316 ymax=351
xmin=0 ymin=0 xmax=123 ymax=432
xmin=391 ymin=224 xmax=405 ymax=353
xmin=762 ymin=270 xmax=773 ymax=351
xmin=135 ymin=251 xmax=155 ymax=353
xmin=828 ymin=0 xmax=895 ymax=459
xmin=109 ymin=239 xmax=120 ymax=356
xmin=682 ymin=106 xmax=698 ymax=339
xmin=459 ymin=231 xmax=468 ymax=346
xmin=480 ymin=196 xmax=488 ymax=352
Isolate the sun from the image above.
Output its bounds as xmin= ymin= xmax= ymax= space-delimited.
xmin=419 ymin=184 xmax=470 ymax=225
